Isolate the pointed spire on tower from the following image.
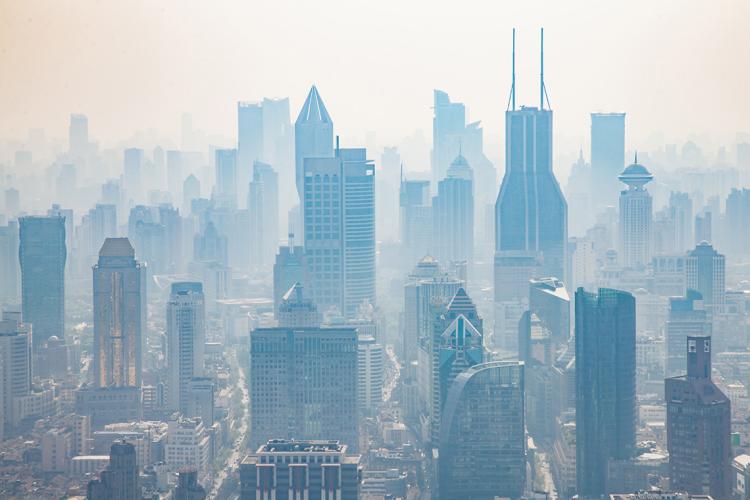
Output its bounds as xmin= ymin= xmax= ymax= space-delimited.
xmin=296 ymin=85 xmax=332 ymax=124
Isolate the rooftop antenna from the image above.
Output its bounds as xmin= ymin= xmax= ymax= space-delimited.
xmin=335 ymin=135 xmax=340 ymax=155
xmin=506 ymin=28 xmax=516 ymax=111
xmin=634 ymin=151 xmax=638 ymax=164
xmin=540 ymin=27 xmax=551 ymax=110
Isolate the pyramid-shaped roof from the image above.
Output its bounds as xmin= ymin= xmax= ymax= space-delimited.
xmin=296 ymin=85 xmax=332 ymax=124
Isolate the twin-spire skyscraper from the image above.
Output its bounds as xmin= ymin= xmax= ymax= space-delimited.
xmin=494 ymin=28 xmax=568 ymax=352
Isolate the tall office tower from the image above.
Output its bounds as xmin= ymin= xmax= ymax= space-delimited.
xmin=261 ymin=97 xmax=294 ymax=216
xmin=303 ymin=148 xmax=375 ymax=318
xmin=666 ymin=336 xmax=731 ymax=499
xmin=665 ymin=290 xmax=709 ymax=378
xmin=174 ymin=468 xmax=206 ymax=500
xmin=357 ymin=333 xmax=384 ymax=414
xmin=248 ymin=160 xmax=279 ymax=267
xmin=237 ymin=101 xmax=263 ymax=208
xmin=88 ymin=204 xmax=117 ymax=256
xmin=566 ymin=149 xmax=595 ymax=236
xmin=278 ymin=282 xmax=321 ymax=327
xmin=419 ymin=288 xmax=484 ymax=444
xmin=725 ymin=188 xmax=750 ymax=257
xmin=158 ymin=204 xmax=183 ymax=273
xmin=69 ymin=114 xmax=89 ymax=158
xmin=123 ymin=148 xmax=144 ymax=203
xmin=240 ymin=440 xmax=361 ymax=500
xmin=128 ymin=207 xmax=167 ymax=275
xmin=167 ymin=150 xmax=183 ymax=199
xmin=686 ymin=241 xmax=725 ymax=316
xmin=495 ymin=35 xmax=567 ymax=309
xmin=249 ymin=325 xmax=358 ymax=450
xmin=529 ymin=277 xmax=570 ymax=345
xmin=590 ymin=112 xmax=626 ymax=211
xmin=669 ymin=192 xmax=693 ymax=252
xmin=402 ymin=256 xmax=463 ymax=363
xmin=294 ymin=85 xmax=333 ymax=199
xmin=438 ymin=361 xmax=525 ymax=500
xmin=86 ymin=441 xmax=140 ymax=500
xmin=19 ymin=216 xmax=66 ymax=347
xmin=182 ymin=174 xmax=200 ymax=214
xmin=214 ymin=148 xmax=238 ymax=208
xmin=193 ymin=221 xmax=228 ymax=267
xmin=0 ymin=317 xmax=32 ymax=437
xmin=93 ymin=238 xmax=144 ymax=388
xmin=432 ymin=153 xmax=474 ymax=266
xmin=272 ymin=238 xmax=307 ymax=319
xmin=399 ymin=177 xmax=432 ymax=269
xmin=0 ymin=220 xmax=19 ymax=301
xmin=575 ymin=288 xmax=636 ymax=498
xmin=618 ymin=159 xmax=654 ymax=268
xmin=695 ymin=211 xmax=712 ymax=245
xmin=166 ymin=282 xmax=205 ymax=414
xmin=48 ymin=204 xmax=74 ymax=272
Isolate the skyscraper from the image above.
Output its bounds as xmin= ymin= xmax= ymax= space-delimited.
xmin=261 ymin=97 xmax=294 ymax=217
xmin=402 ymin=256 xmax=463 ymax=363
xmin=666 ymin=336 xmax=731 ymax=499
xmin=665 ymin=290 xmax=710 ymax=377
xmin=277 ymin=282 xmax=321 ymax=328
xmin=399 ymin=177 xmax=432 ymax=269
xmin=166 ymin=282 xmax=205 ymax=414
xmin=529 ymin=276 xmax=570 ymax=345
xmin=303 ymin=147 xmax=375 ymax=318
xmin=294 ymin=85 xmax=333 ymax=199
xmin=249 ymin=325 xmax=358 ymax=451
xmin=0 ymin=220 xmax=20 ymax=302
xmin=438 ymin=361 xmax=525 ymax=500
xmin=237 ymin=101 xmax=263 ymax=208
xmin=686 ymin=241 xmax=725 ymax=316
xmin=575 ymin=288 xmax=636 ymax=498
xmin=214 ymin=148 xmax=238 ymax=208
xmin=618 ymin=159 xmax=654 ymax=268
xmin=272 ymin=238 xmax=307 ymax=319
xmin=432 ymin=153 xmax=474 ymax=266
xmin=93 ymin=238 xmax=145 ymax=388
xmin=669 ymin=192 xmax=693 ymax=253
xmin=248 ymin=160 xmax=279 ymax=267
xmin=86 ymin=440 xmax=140 ymax=500
xmin=19 ymin=216 xmax=66 ymax=347
xmin=123 ymin=148 xmax=143 ymax=204
xmin=591 ymin=113 xmax=626 ymax=211
xmin=0 ymin=317 xmax=32 ymax=437
xmin=69 ymin=113 xmax=89 ymax=158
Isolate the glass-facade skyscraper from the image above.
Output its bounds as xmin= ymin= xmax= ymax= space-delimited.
xmin=92 ymin=238 xmax=145 ymax=388
xmin=590 ymin=112 xmax=626 ymax=211
xmin=295 ymin=85 xmax=333 ymax=200
xmin=19 ymin=215 xmax=67 ymax=347
xmin=575 ymin=287 xmax=636 ymax=498
xmin=167 ymin=282 xmax=205 ymax=414
xmin=432 ymin=154 xmax=474 ymax=266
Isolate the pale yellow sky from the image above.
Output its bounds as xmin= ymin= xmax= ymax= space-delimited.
xmin=1 ymin=0 xmax=749 ymax=160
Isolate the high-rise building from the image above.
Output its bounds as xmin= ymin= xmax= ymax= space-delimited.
xmin=261 ymin=97 xmax=294 ymax=218
xmin=575 ymin=287 xmax=636 ymax=498
xmin=19 ymin=216 xmax=66 ymax=347
xmin=193 ymin=221 xmax=228 ymax=268
xmin=214 ymin=148 xmax=237 ymax=208
xmin=529 ymin=277 xmax=570 ymax=345
xmin=399 ymin=177 xmax=432 ymax=269
xmin=432 ymin=153 xmax=474 ymax=266
xmin=165 ymin=418 xmax=211 ymax=484
xmin=123 ymin=148 xmax=144 ymax=203
xmin=666 ymin=336 xmax=731 ymax=499
xmin=182 ymin=174 xmax=200 ymax=214
xmin=618 ymin=159 xmax=654 ymax=268
xmin=590 ymin=112 xmax=626 ymax=211
xmin=69 ymin=113 xmax=89 ymax=158
xmin=166 ymin=282 xmax=205 ymax=414
xmin=418 ymin=288 xmax=484 ymax=444
xmin=669 ymin=192 xmax=693 ymax=253
xmin=294 ymin=85 xmax=333 ymax=199
xmin=665 ymin=290 xmax=710 ymax=378
xmin=240 ymin=440 xmax=361 ymax=500
xmin=272 ymin=239 xmax=307 ymax=319
xmin=86 ymin=440 xmax=140 ymax=500
xmin=0 ymin=220 xmax=20 ymax=302
xmin=278 ymin=282 xmax=321 ymax=328
xmin=249 ymin=325 xmax=358 ymax=451
xmin=695 ymin=211 xmax=712 ymax=245
xmin=167 ymin=150 xmax=184 ymax=200
xmin=237 ymin=101 xmax=263 ymax=208
xmin=303 ymin=147 xmax=375 ymax=318
xmin=686 ymin=241 xmax=725 ymax=316
xmin=438 ymin=361 xmax=525 ymax=500
xmin=402 ymin=256 xmax=463 ymax=363
xmin=248 ymin=160 xmax=279 ymax=267
xmin=357 ymin=333 xmax=384 ymax=413
xmin=0 ymin=316 xmax=32 ymax=437
xmin=93 ymin=238 xmax=145 ymax=388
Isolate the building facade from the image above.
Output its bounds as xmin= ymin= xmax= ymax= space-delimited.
xmin=166 ymin=282 xmax=205 ymax=414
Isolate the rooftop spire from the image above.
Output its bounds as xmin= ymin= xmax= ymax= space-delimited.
xmin=296 ymin=85 xmax=332 ymax=124
xmin=507 ymin=28 xmax=516 ymax=111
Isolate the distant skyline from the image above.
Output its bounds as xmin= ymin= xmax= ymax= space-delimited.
xmin=2 ymin=1 xmax=749 ymax=168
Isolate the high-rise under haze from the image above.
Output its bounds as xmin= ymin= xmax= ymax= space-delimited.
xmin=432 ymin=153 xmax=474 ymax=266
xmin=92 ymin=238 xmax=145 ymax=388
xmin=294 ymin=85 xmax=333 ymax=200
xmin=590 ymin=112 xmax=626 ymax=211
xmin=618 ymin=158 xmax=653 ymax=268
xmin=166 ymin=282 xmax=205 ymax=414
xmin=19 ymin=215 xmax=67 ymax=347
xmin=575 ymin=287 xmax=636 ymax=498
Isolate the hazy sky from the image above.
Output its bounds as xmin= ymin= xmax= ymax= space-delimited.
xmin=2 ymin=0 xmax=749 ymax=163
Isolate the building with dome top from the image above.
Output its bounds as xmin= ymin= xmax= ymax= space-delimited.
xmin=619 ymin=156 xmax=654 ymax=269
